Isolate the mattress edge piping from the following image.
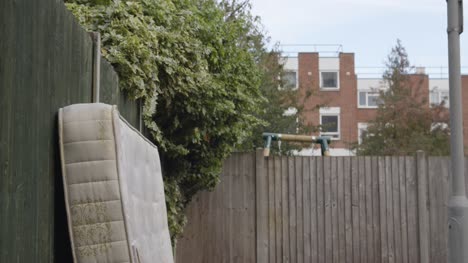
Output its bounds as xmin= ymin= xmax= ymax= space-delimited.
xmin=111 ymin=105 xmax=134 ymax=263
xmin=58 ymin=108 xmax=79 ymax=263
xmin=117 ymin=111 xmax=158 ymax=150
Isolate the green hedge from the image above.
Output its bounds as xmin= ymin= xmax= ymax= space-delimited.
xmin=66 ymin=0 xmax=266 ymax=243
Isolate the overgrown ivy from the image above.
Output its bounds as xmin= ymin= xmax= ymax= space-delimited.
xmin=65 ymin=0 xmax=267 ymax=242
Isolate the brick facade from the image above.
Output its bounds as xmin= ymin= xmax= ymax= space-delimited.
xmin=287 ymin=52 xmax=467 ymax=155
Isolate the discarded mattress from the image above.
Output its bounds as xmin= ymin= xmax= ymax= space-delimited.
xmin=59 ymin=103 xmax=173 ymax=263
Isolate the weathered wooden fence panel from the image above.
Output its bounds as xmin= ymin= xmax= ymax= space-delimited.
xmin=0 ymin=0 xmax=140 ymax=261
xmin=0 ymin=1 xmax=93 ymax=262
xmin=175 ymin=152 xmax=257 ymax=263
xmin=100 ymin=58 xmax=141 ymax=128
xmin=177 ymin=152 xmax=455 ymax=263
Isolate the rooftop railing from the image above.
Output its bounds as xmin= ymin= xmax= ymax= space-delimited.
xmin=280 ymin=44 xmax=343 ymax=57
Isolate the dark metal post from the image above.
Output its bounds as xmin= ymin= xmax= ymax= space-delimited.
xmin=446 ymin=1 xmax=468 ymax=262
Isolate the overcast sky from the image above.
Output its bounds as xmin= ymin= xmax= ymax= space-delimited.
xmin=250 ymin=0 xmax=468 ymax=76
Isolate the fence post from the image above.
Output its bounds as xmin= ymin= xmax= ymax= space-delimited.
xmin=416 ymin=151 xmax=430 ymax=263
xmin=256 ymin=148 xmax=268 ymax=263
xmin=89 ymin=32 xmax=101 ymax=103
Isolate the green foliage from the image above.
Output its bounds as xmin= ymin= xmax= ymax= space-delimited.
xmin=66 ymin=0 xmax=267 ymax=243
xmin=355 ymin=40 xmax=450 ymax=156
xmin=237 ymin=49 xmax=312 ymax=155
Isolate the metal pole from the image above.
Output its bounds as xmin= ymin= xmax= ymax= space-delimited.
xmin=446 ymin=0 xmax=468 ymax=262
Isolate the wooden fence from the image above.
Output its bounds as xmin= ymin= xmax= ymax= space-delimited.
xmin=0 ymin=0 xmax=140 ymax=261
xmin=177 ymin=150 xmax=453 ymax=263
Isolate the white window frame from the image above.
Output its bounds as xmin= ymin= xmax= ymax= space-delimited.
xmin=357 ymin=122 xmax=368 ymax=144
xmin=320 ymin=71 xmax=340 ymax=90
xmin=280 ymin=70 xmax=298 ymax=90
xmin=429 ymin=89 xmax=449 ymax=107
xmin=319 ymin=107 xmax=340 ymax=140
xmin=358 ymin=90 xmax=381 ymax=109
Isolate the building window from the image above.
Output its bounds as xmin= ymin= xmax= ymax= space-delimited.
xmin=320 ymin=71 xmax=339 ymax=90
xmin=430 ymin=89 xmax=449 ymax=107
xmin=281 ymin=71 xmax=298 ymax=90
xmin=358 ymin=91 xmax=381 ymax=108
xmin=320 ymin=107 xmax=340 ymax=139
xmin=358 ymin=123 xmax=368 ymax=144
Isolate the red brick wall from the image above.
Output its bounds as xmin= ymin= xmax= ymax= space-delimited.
xmin=298 ymin=53 xmax=358 ymax=148
xmin=408 ymin=74 xmax=430 ymax=106
xmin=298 ymin=53 xmax=319 ymax=127
xmin=297 ymin=53 xmax=443 ymax=151
xmin=338 ymin=53 xmax=358 ymax=148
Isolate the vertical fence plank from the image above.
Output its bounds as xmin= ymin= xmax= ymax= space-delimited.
xmin=385 ymin=156 xmax=395 ymax=263
xmin=246 ymin=153 xmax=257 ymax=263
xmin=439 ymin=158 xmax=449 ymax=261
xmin=324 ymin=157 xmax=333 ymax=262
xmin=359 ymin=157 xmax=368 ymax=263
xmin=344 ymin=157 xmax=353 ymax=263
xmin=416 ymin=152 xmax=430 ymax=263
xmin=237 ymin=154 xmax=246 ymax=262
xmin=216 ymin=154 xmax=227 ymax=260
xmin=365 ymin=157 xmax=374 ymax=262
xmin=281 ymin=157 xmax=290 ymax=263
xmin=268 ymin=157 xmax=276 ymax=263
xmin=428 ymin=157 xmax=439 ymax=263
xmin=392 ymin=157 xmax=402 ymax=263
xmin=17 ymin=3 xmax=35 ymax=260
xmin=372 ymin=157 xmax=381 ymax=262
xmin=32 ymin=1 xmax=46 ymax=259
xmin=0 ymin=0 xmax=15 ymax=258
xmin=288 ymin=156 xmax=297 ymax=263
xmin=428 ymin=157 xmax=449 ymax=262
xmin=317 ymin=157 xmax=325 ymax=263
xmin=274 ymin=157 xmax=282 ymax=263
xmin=338 ymin=157 xmax=346 ymax=262
xmin=399 ymin=156 xmax=409 ymax=263
xmin=296 ymin=157 xmax=304 ymax=263
xmin=197 ymin=185 xmax=207 ymax=262
xmin=351 ymin=157 xmax=360 ymax=263
xmin=378 ymin=156 xmax=388 ymax=263
xmin=256 ymin=149 xmax=268 ymax=263
xmin=310 ymin=157 xmax=318 ymax=262
xmin=406 ymin=156 xmax=419 ymax=263
xmin=303 ymin=157 xmax=311 ymax=262
xmin=331 ymin=157 xmax=339 ymax=263
xmin=223 ymin=155 xmax=232 ymax=261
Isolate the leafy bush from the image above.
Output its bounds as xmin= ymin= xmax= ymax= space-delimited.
xmin=66 ymin=0 xmax=266 ymax=242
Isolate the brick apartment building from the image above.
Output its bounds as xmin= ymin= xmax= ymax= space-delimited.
xmin=282 ymin=52 xmax=468 ymax=156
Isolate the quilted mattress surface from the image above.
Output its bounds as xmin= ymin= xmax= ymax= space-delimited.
xmin=59 ymin=103 xmax=173 ymax=263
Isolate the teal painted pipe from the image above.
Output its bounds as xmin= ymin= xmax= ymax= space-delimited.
xmin=262 ymin=132 xmax=331 ymax=156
